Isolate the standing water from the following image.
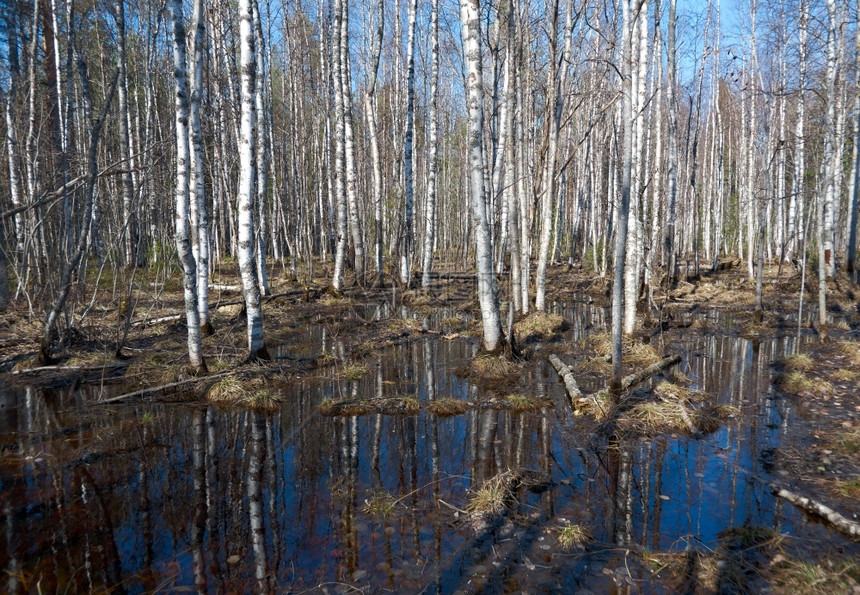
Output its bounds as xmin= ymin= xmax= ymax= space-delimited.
xmin=1 ymin=302 xmax=856 ymax=592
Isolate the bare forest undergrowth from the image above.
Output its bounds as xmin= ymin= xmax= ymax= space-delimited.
xmin=2 ymin=259 xmax=860 ymax=591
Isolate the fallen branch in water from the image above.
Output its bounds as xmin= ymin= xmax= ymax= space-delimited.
xmin=769 ymin=482 xmax=860 ymax=539
xmin=550 ymin=353 xmax=681 ymax=415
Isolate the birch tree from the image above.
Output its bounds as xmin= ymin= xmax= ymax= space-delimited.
xmin=461 ymin=0 xmax=504 ymax=353
xmin=238 ymin=0 xmax=269 ymax=359
xmin=612 ymin=0 xmax=635 ymax=389
xmin=401 ymin=0 xmax=418 ymax=285
xmin=190 ymin=0 xmax=212 ymax=334
xmin=421 ymin=0 xmax=439 ymax=289
xmin=170 ymin=0 xmax=206 ymax=372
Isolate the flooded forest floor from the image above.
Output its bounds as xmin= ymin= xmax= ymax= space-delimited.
xmin=1 ymin=261 xmax=859 ymax=593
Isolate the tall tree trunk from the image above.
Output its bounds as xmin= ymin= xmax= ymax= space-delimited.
xmin=665 ymin=0 xmax=678 ymax=287
xmin=237 ymin=0 xmax=268 ymax=359
xmin=115 ymin=0 xmax=137 ymax=268
xmin=190 ymin=0 xmax=212 ymax=334
xmin=461 ymin=0 xmax=504 ymax=353
xmin=365 ymin=0 xmax=384 ymax=286
xmin=331 ymin=0 xmax=348 ymax=291
xmin=252 ymin=0 xmax=270 ymax=295
xmin=170 ymin=0 xmax=206 ymax=372
xmin=401 ymin=0 xmax=418 ymax=285
xmin=612 ymin=0 xmax=635 ymax=390
xmin=340 ymin=0 xmax=365 ymax=285
xmin=421 ymin=0 xmax=439 ymax=289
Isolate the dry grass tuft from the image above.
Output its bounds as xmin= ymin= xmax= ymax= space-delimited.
xmin=337 ymin=364 xmax=369 ymax=382
xmin=628 ymin=342 xmax=662 ymax=366
xmin=361 ymin=489 xmax=398 ymax=518
xmin=467 ymin=471 xmax=519 ymax=516
xmin=505 ymin=393 xmax=555 ymax=412
xmin=587 ymin=333 xmax=660 ymax=365
xmin=694 ymin=404 xmax=740 ymax=434
xmin=577 ymin=356 xmax=612 ymax=373
xmin=319 ymin=398 xmax=370 ymax=416
xmin=425 ymin=397 xmax=471 ymax=417
xmin=557 ymin=522 xmax=593 ymax=550
xmin=401 ymin=289 xmax=435 ymax=307
xmin=514 ymin=312 xmax=566 ymax=341
xmin=625 ymin=401 xmax=690 ymax=433
xmin=830 ymin=429 xmax=860 ymax=454
xmin=836 ymin=478 xmax=860 ymax=500
xmin=779 ymin=353 xmax=814 ymax=373
xmin=469 ymin=354 xmax=521 ymax=381
xmin=206 ymin=377 xmax=284 ymax=412
xmin=775 ymin=372 xmax=833 ymax=396
xmin=830 ymin=368 xmax=860 ymax=382
xmin=770 ymin=557 xmax=860 ymax=594
xmin=835 ymin=341 xmax=860 ymax=365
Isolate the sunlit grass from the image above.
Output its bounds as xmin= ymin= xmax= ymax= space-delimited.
xmin=425 ymin=397 xmax=471 ymax=417
xmin=557 ymin=522 xmax=592 ymax=550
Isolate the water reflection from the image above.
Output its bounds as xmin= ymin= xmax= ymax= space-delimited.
xmin=0 ymin=316 xmax=857 ymax=592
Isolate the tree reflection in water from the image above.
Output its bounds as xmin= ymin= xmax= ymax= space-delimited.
xmin=0 ymin=311 xmax=858 ymax=591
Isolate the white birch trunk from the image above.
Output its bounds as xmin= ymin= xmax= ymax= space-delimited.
xmin=190 ymin=0 xmax=211 ymax=332
xmin=171 ymin=0 xmax=204 ymax=371
xmin=461 ymin=0 xmax=504 ymax=352
xmin=613 ymin=0 xmax=635 ymax=387
xmin=340 ymin=0 xmax=365 ymax=284
xmin=365 ymin=0 xmax=384 ymax=286
xmin=665 ymin=0 xmax=678 ymax=285
xmin=252 ymin=0 xmax=270 ymax=295
xmin=237 ymin=0 xmax=268 ymax=359
xmin=421 ymin=0 xmax=439 ymax=289
xmin=401 ymin=0 xmax=418 ymax=285
xmin=331 ymin=0 xmax=348 ymax=291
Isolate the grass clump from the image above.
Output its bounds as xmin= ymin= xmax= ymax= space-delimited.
xmin=557 ymin=522 xmax=592 ymax=550
xmin=469 ymin=354 xmax=521 ymax=381
xmin=338 ymin=364 xmax=369 ymax=382
xmin=505 ymin=393 xmax=554 ymax=412
xmin=587 ymin=333 xmax=660 ymax=365
xmin=425 ymin=397 xmax=471 ymax=417
xmin=694 ymin=404 xmax=740 ymax=434
xmin=361 ymin=489 xmax=398 ymax=518
xmin=467 ymin=471 xmax=518 ymax=516
xmin=770 ymin=557 xmax=860 ymax=594
xmin=774 ymin=371 xmax=833 ymax=395
xmin=836 ymin=478 xmax=860 ymax=499
xmin=835 ymin=341 xmax=860 ymax=364
xmin=207 ymin=377 xmax=284 ymax=412
xmin=514 ymin=312 xmax=566 ymax=342
xmin=831 ymin=429 xmax=860 ymax=454
xmin=626 ymin=401 xmax=690 ymax=433
xmin=780 ymin=353 xmax=814 ymax=373
xmin=319 ymin=398 xmax=370 ymax=416
xmin=830 ymin=368 xmax=860 ymax=382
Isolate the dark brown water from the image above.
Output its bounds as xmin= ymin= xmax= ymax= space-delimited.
xmin=1 ymin=304 xmax=856 ymax=593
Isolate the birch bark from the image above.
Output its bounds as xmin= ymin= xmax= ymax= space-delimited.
xmin=238 ymin=0 xmax=268 ymax=359
xmin=421 ymin=0 xmax=439 ymax=288
xmin=461 ymin=0 xmax=504 ymax=352
xmin=170 ymin=0 xmax=205 ymax=371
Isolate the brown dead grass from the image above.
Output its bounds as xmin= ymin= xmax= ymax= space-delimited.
xmin=514 ymin=312 xmax=566 ymax=342
xmin=469 ymin=354 xmax=521 ymax=381
xmin=425 ymin=397 xmax=472 ymax=417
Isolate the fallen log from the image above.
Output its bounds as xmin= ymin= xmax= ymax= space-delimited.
xmin=770 ymin=482 xmax=860 ymax=539
xmin=550 ymin=353 xmax=682 ymax=419
xmin=548 ymin=354 xmax=582 ymax=399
